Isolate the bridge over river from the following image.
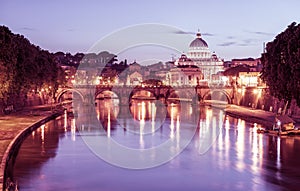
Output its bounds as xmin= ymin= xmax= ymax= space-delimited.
xmin=56 ymin=85 xmax=241 ymax=106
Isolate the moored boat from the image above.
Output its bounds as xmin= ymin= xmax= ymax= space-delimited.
xmin=257 ymin=115 xmax=300 ymax=136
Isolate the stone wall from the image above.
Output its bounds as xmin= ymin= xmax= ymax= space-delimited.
xmin=0 ymin=92 xmax=53 ymax=115
xmin=237 ymin=87 xmax=300 ymax=117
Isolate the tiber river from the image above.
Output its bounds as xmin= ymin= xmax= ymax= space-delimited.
xmin=12 ymin=99 xmax=300 ymax=191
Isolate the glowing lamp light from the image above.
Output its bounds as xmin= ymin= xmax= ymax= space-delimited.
xmin=221 ymin=76 xmax=228 ymax=82
xmin=277 ymin=120 xmax=281 ymax=127
xmin=94 ymin=79 xmax=100 ymax=85
xmin=257 ymin=89 xmax=262 ymax=98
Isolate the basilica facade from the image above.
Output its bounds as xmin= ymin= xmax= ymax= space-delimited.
xmin=175 ymin=32 xmax=224 ymax=84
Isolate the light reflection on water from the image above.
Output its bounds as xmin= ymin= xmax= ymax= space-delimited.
xmin=12 ymin=99 xmax=300 ymax=191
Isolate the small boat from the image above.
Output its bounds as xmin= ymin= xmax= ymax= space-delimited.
xmin=266 ymin=115 xmax=297 ymax=135
xmin=265 ymin=129 xmax=288 ymax=136
xmin=265 ymin=129 xmax=300 ymax=136
xmin=257 ymin=128 xmax=265 ymax=133
xmin=256 ymin=115 xmax=300 ymax=136
xmin=274 ymin=115 xmax=295 ymax=130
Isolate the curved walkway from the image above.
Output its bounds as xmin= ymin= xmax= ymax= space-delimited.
xmin=0 ymin=104 xmax=63 ymax=190
xmin=225 ymin=105 xmax=277 ymax=127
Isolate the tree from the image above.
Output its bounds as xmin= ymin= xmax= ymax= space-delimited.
xmin=261 ymin=22 xmax=300 ymax=107
xmin=0 ymin=25 xmax=66 ymax=107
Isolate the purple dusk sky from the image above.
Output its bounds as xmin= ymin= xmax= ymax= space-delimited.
xmin=1 ymin=0 xmax=299 ymax=62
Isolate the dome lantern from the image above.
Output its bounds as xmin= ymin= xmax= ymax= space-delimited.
xmin=189 ymin=32 xmax=208 ymax=48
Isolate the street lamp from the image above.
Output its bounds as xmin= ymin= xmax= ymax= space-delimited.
xmin=277 ymin=120 xmax=281 ymax=132
xmin=94 ymin=79 xmax=100 ymax=85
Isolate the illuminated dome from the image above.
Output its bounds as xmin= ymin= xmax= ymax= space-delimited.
xmin=189 ymin=33 xmax=208 ymax=48
xmin=175 ymin=30 xmax=224 ymax=82
xmin=188 ymin=32 xmax=211 ymax=59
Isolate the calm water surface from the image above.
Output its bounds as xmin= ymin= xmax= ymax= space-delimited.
xmin=12 ymin=100 xmax=300 ymax=191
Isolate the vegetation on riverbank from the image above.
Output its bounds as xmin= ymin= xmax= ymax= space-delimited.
xmin=261 ymin=22 xmax=300 ymax=107
xmin=0 ymin=26 xmax=66 ymax=110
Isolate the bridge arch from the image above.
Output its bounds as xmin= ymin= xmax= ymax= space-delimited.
xmin=95 ymin=90 xmax=120 ymax=100
xmin=167 ymin=89 xmax=194 ymax=101
xmin=95 ymin=90 xmax=120 ymax=127
xmin=130 ymin=89 xmax=156 ymax=100
xmin=56 ymin=88 xmax=84 ymax=103
xmin=202 ymin=90 xmax=232 ymax=104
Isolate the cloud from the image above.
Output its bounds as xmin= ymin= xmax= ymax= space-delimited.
xmin=242 ymin=38 xmax=259 ymax=44
xmin=227 ymin=36 xmax=235 ymax=39
xmin=244 ymin=30 xmax=274 ymax=36
xmin=172 ymin=29 xmax=195 ymax=35
xmin=217 ymin=42 xmax=236 ymax=46
xmin=237 ymin=38 xmax=261 ymax=46
xmin=243 ymin=39 xmax=252 ymax=43
xmin=17 ymin=27 xmax=37 ymax=31
xmin=202 ymin=32 xmax=215 ymax=36
xmin=67 ymin=28 xmax=76 ymax=32
xmin=253 ymin=31 xmax=274 ymax=36
xmin=171 ymin=29 xmax=215 ymax=36
xmin=237 ymin=43 xmax=250 ymax=46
